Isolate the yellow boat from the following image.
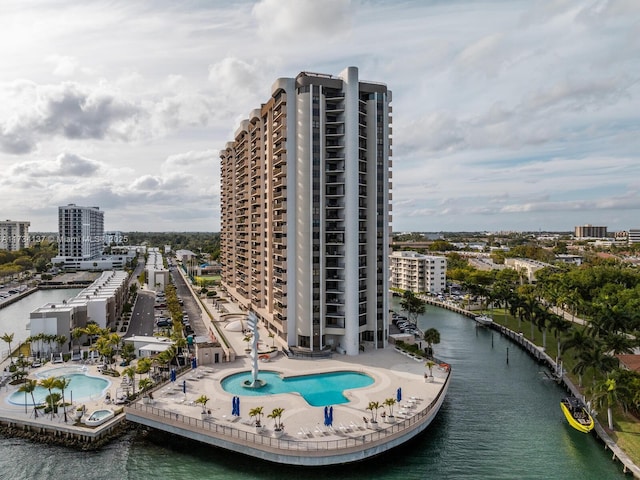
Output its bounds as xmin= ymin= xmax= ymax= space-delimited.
xmin=560 ymin=397 xmax=594 ymax=433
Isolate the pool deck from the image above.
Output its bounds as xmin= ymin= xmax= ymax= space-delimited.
xmin=125 ymin=346 xmax=450 ymax=465
xmin=0 ymin=360 xmax=127 ymax=445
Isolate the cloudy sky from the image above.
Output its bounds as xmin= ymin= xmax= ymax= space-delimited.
xmin=1 ymin=0 xmax=638 ymax=233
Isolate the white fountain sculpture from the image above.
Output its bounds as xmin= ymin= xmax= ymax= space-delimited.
xmin=246 ymin=311 xmax=265 ymax=388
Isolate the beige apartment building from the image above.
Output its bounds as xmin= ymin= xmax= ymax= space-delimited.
xmin=220 ymin=67 xmax=392 ymax=356
xmin=0 ymin=220 xmax=30 ymax=251
xmin=390 ymin=251 xmax=447 ymax=294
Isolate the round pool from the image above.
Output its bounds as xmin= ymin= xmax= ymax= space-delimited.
xmin=7 ymin=366 xmax=110 ymax=406
xmin=221 ymin=370 xmax=374 ymax=406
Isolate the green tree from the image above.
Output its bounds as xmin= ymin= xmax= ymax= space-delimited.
xmin=18 ymin=379 xmax=39 ymax=418
xmin=423 ymin=328 xmax=441 ymax=358
xmin=54 ymin=377 xmax=71 ymax=422
xmin=383 ymin=397 xmax=397 ymax=417
xmin=366 ymin=401 xmax=381 ymax=423
xmin=400 ymin=291 xmax=426 ymax=326
xmin=122 ymin=366 xmax=137 ymax=394
xmin=195 ymin=394 xmax=210 ymax=413
xmin=249 ymin=406 xmax=264 ymax=427
xmin=39 ymin=376 xmax=60 ymax=419
xmin=268 ymin=407 xmax=285 ymax=430
xmin=590 ymin=376 xmax=629 ymax=431
xmin=1 ymin=332 xmax=15 ymax=364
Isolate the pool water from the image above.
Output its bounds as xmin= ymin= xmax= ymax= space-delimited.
xmin=221 ymin=371 xmax=374 ymax=406
xmin=88 ymin=409 xmax=112 ymax=421
xmin=7 ymin=368 xmax=110 ymax=406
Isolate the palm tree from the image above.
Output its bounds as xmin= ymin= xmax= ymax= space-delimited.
xmin=138 ymin=378 xmax=154 ymax=401
xmin=154 ymin=351 xmax=172 ymax=380
xmin=423 ymin=328 xmax=441 ymax=358
xmin=547 ymin=313 xmax=570 ymax=364
xmin=383 ymin=397 xmax=397 ymax=418
xmin=122 ymin=366 xmax=137 ymax=394
xmin=54 ymin=377 xmax=71 ymax=422
xmin=1 ymin=332 xmax=15 ymax=364
xmin=171 ymin=335 xmax=188 ymax=366
xmin=83 ymin=323 xmax=103 ymax=355
xmin=136 ymin=357 xmax=153 ymax=378
xmin=249 ymin=406 xmax=264 ymax=427
xmin=601 ymin=333 xmax=636 ymax=355
xmin=573 ymin=344 xmax=617 ymax=387
xmin=54 ymin=335 xmax=67 ymax=354
xmin=71 ymin=327 xmax=84 ymax=356
xmin=268 ymin=407 xmax=285 ymax=431
xmin=425 ymin=359 xmax=436 ymax=377
xmin=18 ymin=379 xmax=39 ymax=418
xmin=39 ymin=376 xmax=60 ymax=419
xmin=561 ymin=326 xmax=593 ymax=354
xmin=195 ymin=394 xmax=210 ymax=414
xmin=366 ymin=401 xmax=381 ymax=423
xmin=590 ymin=376 xmax=629 ymax=431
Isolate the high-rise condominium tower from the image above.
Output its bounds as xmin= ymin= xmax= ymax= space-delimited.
xmin=220 ymin=67 xmax=392 ymax=356
xmin=0 ymin=220 xmax=30 ymax=251
xmin=57 ymin=204 xmax=104 ymax=261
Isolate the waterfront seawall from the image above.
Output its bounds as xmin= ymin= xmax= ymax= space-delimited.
xmin=424 ymin=296 xmax=640 ymax=479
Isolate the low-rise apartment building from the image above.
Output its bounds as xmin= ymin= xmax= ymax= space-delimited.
xmin=390 ymin=251 xmax=447 ymax=294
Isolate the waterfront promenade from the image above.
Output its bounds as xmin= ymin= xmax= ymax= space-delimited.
xmin=125 ymin=347 xmax=450 ymax=465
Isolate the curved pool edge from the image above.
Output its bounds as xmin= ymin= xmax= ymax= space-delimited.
xmin=220 ymin=370 xmax=375 ymax=407
xmin=125 ymin=367 xmax=451 ymax=466
xmin=5 ymin=367 xmax=111 ymax=407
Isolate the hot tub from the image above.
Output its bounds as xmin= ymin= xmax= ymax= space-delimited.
xmin=83 ymin=409 xmax=115 ymax=426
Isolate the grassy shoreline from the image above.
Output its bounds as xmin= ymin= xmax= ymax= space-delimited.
xmin=484 ymin=308 xmax=640 ymax=466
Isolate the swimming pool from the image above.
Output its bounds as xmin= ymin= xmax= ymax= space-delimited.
xmin=221 ymin=371 xmax=374 ymax=406
xmin=7 ymin=367 xmax=110 ymax=406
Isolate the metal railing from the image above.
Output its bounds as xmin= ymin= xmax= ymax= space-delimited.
xmin=126 ymin=368 xmax=451 ymax=454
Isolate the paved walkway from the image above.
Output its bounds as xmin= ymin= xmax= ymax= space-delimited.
xmin=139 ymin=346 xmax=447 ymax=441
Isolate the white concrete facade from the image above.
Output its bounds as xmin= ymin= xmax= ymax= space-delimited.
xmin=29 ymin=270 xmax=129 ymax=354
xmin=0 ymin=220 xmax=30 ymax=251
xmin=504 ymin=258 xmax=551 ymax=283
xmin=54 ymin=204 xmax=105 ymax=269
xmin=390 ymin=251 xmax=447 ymax=294
xmin=146 ymin=248 xmax=169 ymax=291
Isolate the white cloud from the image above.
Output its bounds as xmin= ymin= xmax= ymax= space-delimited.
xmin=9 ymin=152 xmax=103 ymax=178
xmin=46 ymin=55 xmax=79 ymax=77
xmin=0 ymin=0 xmax=638 ymax=232
xmin=252 ymin=0 xmax=352 ymax=41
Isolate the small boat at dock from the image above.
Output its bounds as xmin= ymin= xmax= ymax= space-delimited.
xmin=560 ymin=396 xmax=594 ymax=433
xmin=474 ymin=314 xmax=493 ymax=326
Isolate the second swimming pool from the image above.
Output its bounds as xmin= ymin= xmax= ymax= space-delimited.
xmin=7 ymin=367 xmax=110 ymax=406
xmin=221 ymin=370 xmax=374 ymax=406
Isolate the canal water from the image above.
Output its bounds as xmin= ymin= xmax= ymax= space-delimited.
xmin=0 ymin=299 xmax=627 ymax=479
xmin=0 ymin=288 xmax=82 ymax=356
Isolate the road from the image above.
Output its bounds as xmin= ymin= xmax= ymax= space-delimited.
xmin=124 ymin=290 xmax=156 ymax=338
xmin=170 ymin=266 xmax=207 ymax=337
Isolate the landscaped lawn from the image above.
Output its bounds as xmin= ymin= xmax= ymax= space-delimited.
xmin=610 ymin=409 xmax=640 ymax=466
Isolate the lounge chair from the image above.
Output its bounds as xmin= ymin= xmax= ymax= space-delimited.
xmin=349 ymin=421 xmax=363 ymax=431
xmin=339 ymin=422 xmax=351 ymax=433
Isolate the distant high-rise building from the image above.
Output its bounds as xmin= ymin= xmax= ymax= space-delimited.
xmin=574 ymin=224 xmax=607 ymax=239
xmin=220 ymin=67 xmax=392 ymax=356
xmin=57 ymin=204 xmax=104 ymax=261
xmin=0 ymin=220 xmax=30 ymax=251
